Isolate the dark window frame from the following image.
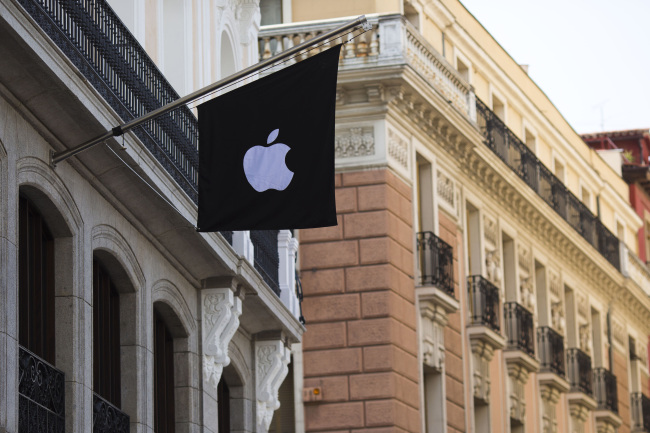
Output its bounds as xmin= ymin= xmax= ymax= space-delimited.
xmin=154 ymin=309 xmax=176 ymax=433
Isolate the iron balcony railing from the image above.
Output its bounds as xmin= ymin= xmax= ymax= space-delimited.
xmin=537 ymin=326 xmax=565 ymax=376
xmin=416 ymin=231 xmax=454 ymax=296
xmin=566 ymin=348 xmax=593 ymax=395
xmin=475 ymin=98 xmax=620 ymax=271
xmin=18 ymin=346 xmax=65 ymax=433
xmin=19 ymin=0 xmax=285 ymax=292
xmin=467 ymin=275 xmax=501 ymax=332
xmin=504 ymin=302 xmax=535 ymax=357
xmin=18 ymin=0 xmax=199 ymax=202
xmin=251 ymin=230 xmax=280 ymax=295
xmin=593 ymin=367 xmax=618 ymax=413
xmin=631 ymin=392 xmax=650 ymax=432
xmin=93 ymin=393 xmax=129 ymax=433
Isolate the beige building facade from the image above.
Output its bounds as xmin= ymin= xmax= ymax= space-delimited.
xmin=257 ymin=1 xmax=650 ymax=432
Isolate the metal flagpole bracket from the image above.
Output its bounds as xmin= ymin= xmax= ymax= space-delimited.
xmin=50 ymin=15 xmax=369 ymax=168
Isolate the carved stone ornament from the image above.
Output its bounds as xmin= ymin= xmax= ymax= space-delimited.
xmin=437 ymin=169 xmax=457 ymax=215
xmin=540 ymin=385 xmax=561 ymax=433
xmin=611 ymin=318 xmax=626 ymax=348
xmin=549 ymin=271 xmax=561 ymax=298
xmin=202 ymin=288 xmax=242 ymax=389
xmin=520 ymin=276 xmax=535 ymax=312
xmin=483 ymin=215 xmax=497 ymax=246
xmin=335 ymin=127 xmax=375 ymax=158
xmin=256 ymin=340 xmax=291 ymax=432
xmin=551 ymin=301 xmax=565 ymax=334
xmin=518 ymin=245 xmax=531 ymax=274
xmin=579 ymin=323 xmax=591 ymax=355
xmin=387 ymin=128 xmax=409 ymax=169
xmin=420 ymin=301 xmax=448 ymax=371
xmin=507 ymin=363 xmax=530 ymax=424
xmin=485 ymin=249 xmax=502 ymax=286
xmin=577 ymin=293 xmax=588 ymax=319
xmin=470 ymin=340 xmax=495 ymax=404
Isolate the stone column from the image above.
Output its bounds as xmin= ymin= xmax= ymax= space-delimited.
xmin=200 ymin=280 xmax=243 ymax=433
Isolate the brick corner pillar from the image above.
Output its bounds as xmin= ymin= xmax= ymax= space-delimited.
xmin=299 ymin=168 xmax=420 ymax=432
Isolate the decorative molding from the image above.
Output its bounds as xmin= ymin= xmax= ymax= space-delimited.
xmin=518 ymin=245 xmax=531 ymax=274
xmin=202 ymin=288 xmax=242 ymax=389
xmin=387 ymin=128 xmax=409 ymax=169
xmin=483 ymin=215 xmax=497 ymax=246
xmin=91 ymin=224 xmax=146 ymax=290
xmin=611 ymin=318 xmax=626 ymax=348
xmin=549 ymin=271 xmax=561 ymax=298
xmin=470 ymin=339 xmax=495 ymax=404
xmin=335 ymin=127 xmax=374 ymax=158
xmin=540 ymin=385 xmax=561 ymax=433
xmin=551 ymin=301 xmax=566 ymax=334
xmin=577 ymin=294 xmax=588 ymax=319
xmin=420 ymin=301 xmax=448 ymax=371
xmin=485 ymin=249 xmax=502 ymax=287
xmin=437 ymin=169 xmax=457 ymax=217
xmin=519 ymin=276 xmax=535 ymax=312
xmin=579 ymin=324 xmax=591 ymax=355
xmin=256 ymin=339 xmax=291 ymax=432
xmin=507 ymin=363 xmax=529 ymax=424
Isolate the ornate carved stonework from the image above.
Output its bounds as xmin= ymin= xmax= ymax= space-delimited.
xmin=579 ymin=324 xmax=591 ymax=355
xmin=256 ymin=339 xmax=291 ymax=432
xmin=202 ymin=288 xmax=242 ymax=389
xmin=611 ymin=318 xmax=626 ymax=348
xmin=520 ymin=276 xmax=535 ymax=312
xmin=518 ymin=245 xmax=531 ymax=274
xmin=485 ymin=249 xmax=502 ymax=286
xmin=437 ymin=169 xmax=457 ymax=216
xmin=420 ymin=301 xmax=448 ymax=371
xmin=577 ymin=294 xmax=588 ymax=319
xmin=470 ymin=340 xmax=495 ymax=404
xmin=508 ymin=363 xmax=529 ymax=424
xmin=549 ymin=271 xmax=561 ymax=298
xmin=335 ymin=127 xmax=375 ymax=158
xmin=551 ymin=301 xmax=566 ymax=334
xmin=387 ymin=128 xmax=409 ymax=169
xmin=483 ymin=215 xmax=497 ymax=246
xmin=540 ymin=385 xmax=561 ymax=433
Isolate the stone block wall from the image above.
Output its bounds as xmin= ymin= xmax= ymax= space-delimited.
xmin=300 ymin=169 xmax=420 ymax=432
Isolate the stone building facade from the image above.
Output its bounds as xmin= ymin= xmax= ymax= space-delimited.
xmin=257 ymin=1 xmax=650 ymax=432
xmin=0 ymin=1 xmax=303 ymax=433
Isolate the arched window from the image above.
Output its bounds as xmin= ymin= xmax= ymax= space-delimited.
xmin=93 ymin=259 xmax=122 ymax=406
xmin=154 ymin=309 xmax=176 ymax=433
xmin=19 ymin=195 xmax=55 ymax=362
xmin=217 ymin=377 xmax=230 ymax=433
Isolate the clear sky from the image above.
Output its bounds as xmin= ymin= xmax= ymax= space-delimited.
xmin=458 ymin=0 xmax=650 ymax=134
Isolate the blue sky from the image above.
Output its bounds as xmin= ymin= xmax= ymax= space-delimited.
xmin=458 ymin=0 xmax=650 ymax=134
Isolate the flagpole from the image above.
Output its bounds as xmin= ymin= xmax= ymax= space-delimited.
xmin=51 ymin=15 xmax=370 ymax=167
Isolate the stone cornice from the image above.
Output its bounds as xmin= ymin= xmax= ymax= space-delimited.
xmin=334 ymin=73 xmax=650 ymax=335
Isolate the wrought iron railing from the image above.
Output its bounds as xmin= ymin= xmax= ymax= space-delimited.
xmin=566 ymin=348 xmax=593 ymax=395
xmin=593 ymin=367 xmax=618 ymax=413
xmin=18 ymin=346 xmax=65 ymax=433
xmin=93 ymin=393 xmax=129 ymax=433
xmin=475 ymin=98 xmax=620 ymax=270
xmin=251 ymin=230 xmax=280 ymax=295
xmin=537 ymin=326 xmax=565 ymax=376
xmin=18 ymin=0 xmax=199 ymax=202
xmin=416 ymin=231 xmax=454 ymax=296
xmin=631 ymin=392 xmax=650 ymax=432
xmin=467 ymin=275 xmax=501 ymax=332
xmin=504 ymin=302 xmax=535 ymax=357
xmin=295 ymin=269 xmax=306 ymax=325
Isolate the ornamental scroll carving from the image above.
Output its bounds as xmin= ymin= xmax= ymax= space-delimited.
xmin=202 ymin=288 xmax=242 ymax=389
xmin=256 ymin=339 xmax=291 ymax=432
xmin=335 ymin=127 xmax=374 ymax=158
xmin=387 ymin=128 xmax=409 ymax=169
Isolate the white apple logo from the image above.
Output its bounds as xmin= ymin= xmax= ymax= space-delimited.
xmin=243 ymin=129 xmax=294 ymax=192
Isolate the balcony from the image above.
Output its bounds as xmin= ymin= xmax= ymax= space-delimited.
xmin=475 ymin=98 xmax=620 ymax=271
xmin=416 ymin=231 xmax=454 ymax=296
xmin=593 ymin=367 xmax=618 ymax=413
xmin=537 ymin=326 xmax=565 ymax=376
xmin=18 ymin=346 xmax=65 ymax=433
xmin=467 ymin=275 xmax=501 ymax=332
xmin=566 ymin=348 xmax=593 ymax=395
xmin=504 ymin=302 xmax=535 ymax=357
xmin=93 ymin=393 xmax=129 ymax=433
xmin=258 ymin=14 xmax=475 ymax=120
xmin=631 ymin=392 xmax=650 ymax=432
xmin=250 ymin=230 xmax=280 ymax=295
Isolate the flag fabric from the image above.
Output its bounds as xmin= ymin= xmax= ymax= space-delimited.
xmin=197 ymin=44 xmax=342 ymax=231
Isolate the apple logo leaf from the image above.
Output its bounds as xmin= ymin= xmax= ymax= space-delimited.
xmin=267 ymin=128 xmax=279 ymax=144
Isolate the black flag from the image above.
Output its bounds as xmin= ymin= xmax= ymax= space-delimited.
xmin=197 ymin=45 xmax=342 ymax=231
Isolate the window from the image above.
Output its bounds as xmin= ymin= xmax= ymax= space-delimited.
xmin=154 ymin=310 xmax=176 ymax=433
xmin=260 ymin=0 xmax=282 ymax=26
xmin=19 ymin=196 xmax=56 ymax=363
xmin=93 ymin=259 xmax=122 ymax=406
xmin=217 ymin=377 xmax=231 ymax=433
